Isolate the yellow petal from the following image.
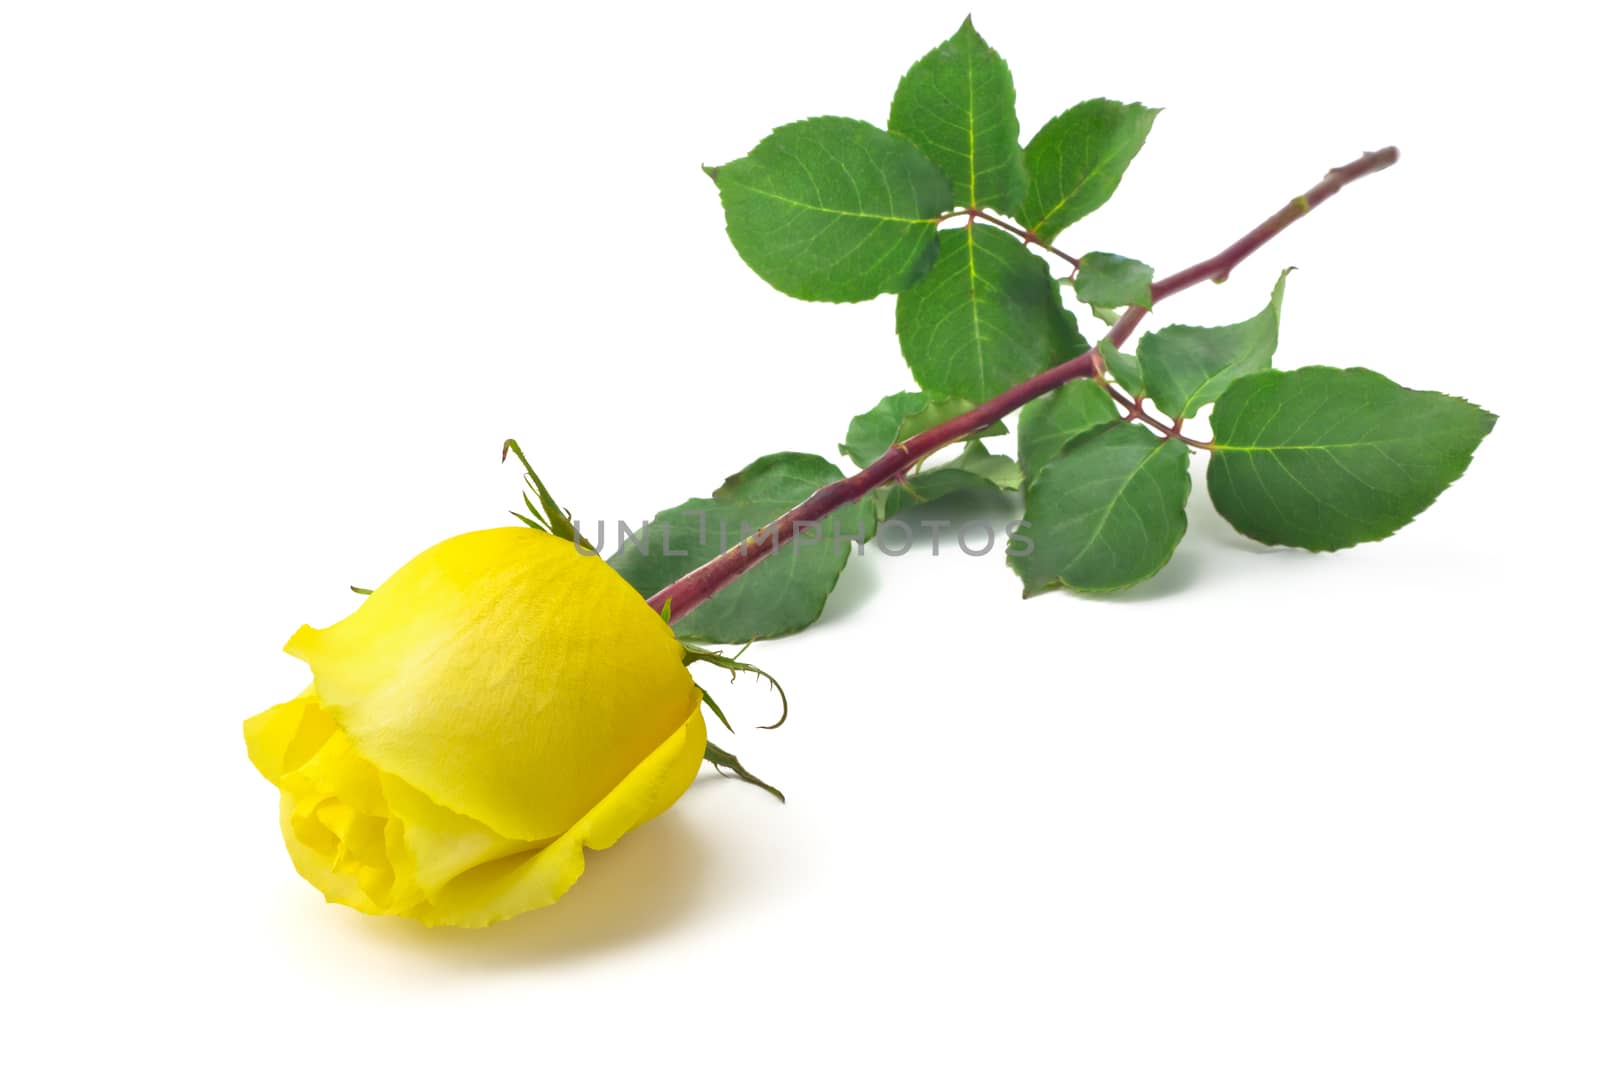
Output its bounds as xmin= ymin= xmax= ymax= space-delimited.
xmin=408 ymin=704 xmax=706 ymax=927
xmin=380 ymin=772 xmax=532 ymax=898
xmin=248 ymin=686 xmax=707 ymax=926
xmin=270 ymin=706 xmax=422 ymax=913
xmin=278 ymin=793 xmax=383 ymax=914
xmin=284 ymin=527 xmax=699 ymax=842
xmin=244 ymin=688 xmax=336 ymax=784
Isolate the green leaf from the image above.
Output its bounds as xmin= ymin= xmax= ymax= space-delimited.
xmin=1016 ymin=378 xmax=1120 ymax=482
xmin=888 ymin=17 xmax=1025 ymax=215
xmin=1020 ymin=99 xmax=1159 ymax=242
xmin=840 ymin=390 xmax=1005 ymax=470
xmin=1010 ymin=424 xmax=1191 ymax=594
xmin=1139 ymin=269 xmax=1291 ymax=418
xmin=938 ymin=438 xmax=1025 ymax=490
xmin=1100 ymin=340 xmax=1142 ymax=396
xmin=709 ymin=117 xmax=952 ymax=303
xmin=1207 ymin=366 xmax=1496 ymax=551
xmin=610 ymin=453 xmax=877 ymax=642
xmin=896 ymin=225 xmax=1089 ymax=401
xmin=879 ymin=439 xmax=1023 ymax=519
xmin=1074 ymin=252 xmax=1153 ymax=309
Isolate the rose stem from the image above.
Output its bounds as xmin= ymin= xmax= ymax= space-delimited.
xmin=647 ymin=147 xmax=1400 ymax=622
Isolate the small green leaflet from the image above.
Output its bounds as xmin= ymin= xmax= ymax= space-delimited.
xmin=878 ymin=439 xmax=1023 ymax=519
xmin=888 ymin=18 xmax=1026 ymax=215
xmin=610 ymin=453 xmax=877 ymax=643
xmin=840 ymin=390 xmax=1005 ymax=469
xmin=897 ymin=224 xmax=1089 ymax=402
xmin=1207 ymin=366 xmax=1496 ymax=551
xmin=1074 ymin=252 xmax=1154 ymax=309
xmin=1059 ymin=278 xmax=1122 ymax=327
xmin=1139 ymin=269 xmax=1291 ymax=418
xmin=1016 ymin=378 xmax=1120 ymax=482
xmin=1021 ymin=100 xmax=1159 ymax=242
xmin=1010 ymin=423 xmax=1191 ymax=594
xmin=1089 ymin=304 xmax=1121 ymax=327
xmin=1100 ymin=340 xmax=1142 ymax=396
xmin=935 ymin=438 xmax=1024 ymax=490
xmin=709 ymin=117 xmax=952 ymax=303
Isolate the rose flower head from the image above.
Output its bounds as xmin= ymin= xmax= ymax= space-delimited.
xmin=245 ymin=522 xmax=705 ymax=928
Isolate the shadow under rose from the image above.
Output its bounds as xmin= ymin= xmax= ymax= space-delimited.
xmin=813 ymin=545 xmax=881 ymax=627
xmin=1096 ymin=544 xmax=1205 ymax=602
xmin=893 ymin=489 xmax=1022 ymax=552
xmin=807 ymin=489 xmax=1021 ymax=632
xmin=350 ymin=811 xmax=714 ymax=970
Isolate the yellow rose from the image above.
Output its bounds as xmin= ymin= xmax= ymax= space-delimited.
xmin=244 ymin=526 xmax=706 ymax=928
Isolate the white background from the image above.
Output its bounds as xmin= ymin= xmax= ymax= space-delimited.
xmin=4 ymin=1 xmax=1596 ymax=1063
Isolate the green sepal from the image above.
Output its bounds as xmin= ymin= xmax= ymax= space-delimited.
xmin=683 ymin=641 xmax=790 ymax=730
xmin=704 ymin=740 xmax=785 ymax=803
xmin=503 ymin=438 xmax=597 ymax=554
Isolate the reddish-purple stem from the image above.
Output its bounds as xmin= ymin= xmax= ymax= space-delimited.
xmin=966 ymin=208 xmax=1081 ymax=268
xmin=647 ymin=147 xmax=1399 ymax=622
